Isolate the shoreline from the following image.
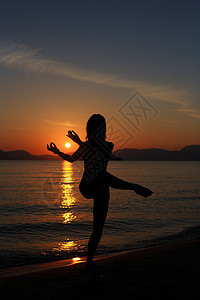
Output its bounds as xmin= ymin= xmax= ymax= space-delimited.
xmin=0 ymin=247 xmax=158 ymax=279
xmin=1 ymin=240 xmax=200 ymax=299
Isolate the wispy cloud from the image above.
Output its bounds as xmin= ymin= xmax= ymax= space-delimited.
xmin=174 ymin=108 xmax=200 ymax=119
xmin=42 ymin=118 xmax=77 ymax=127
xmin=0 ymin=41 xmax=118 ymax=85
xmin=0 ymin=41 xmax=199 ymax=119
xmin=160 ymin=119 xmax=180 ymax=124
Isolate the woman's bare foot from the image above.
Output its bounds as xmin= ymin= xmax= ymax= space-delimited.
xmin=134 ymin=185 xmax=153 ymax=198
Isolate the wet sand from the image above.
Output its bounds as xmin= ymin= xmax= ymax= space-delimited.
xmin=1 ymin=241 xmax=200 ymax=300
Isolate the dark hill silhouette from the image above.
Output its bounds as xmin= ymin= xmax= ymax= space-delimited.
xmin=0 ymin=145 xmax=199 ymax=160
xmin=0 ymin=150 xmax=34 ymax=160
xmin=180 ymin=145 xmax=200 ymax=153
xmin=0 ymin=149 xmax=121 ymax=161
xmin=113 ymin=145 xmax=200 ymax=161
xmin=0 ymin=149 xmax=62 ymax=160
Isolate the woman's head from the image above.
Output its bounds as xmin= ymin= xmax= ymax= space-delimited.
xmin=86 ymin=114 xmax=106 ymax=141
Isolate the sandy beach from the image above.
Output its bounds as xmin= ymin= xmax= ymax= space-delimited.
xmin=1 ymin=240 xmax=200 ymax=300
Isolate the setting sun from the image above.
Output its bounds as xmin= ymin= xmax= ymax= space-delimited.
xmin=65 ymin=142 xmax=71 ymax=148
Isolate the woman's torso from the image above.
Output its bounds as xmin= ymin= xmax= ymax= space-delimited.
xmin=78 ymin=139 xmax=113 ymax=199
xmin=80 ymin=140 xmax=113 ymax=184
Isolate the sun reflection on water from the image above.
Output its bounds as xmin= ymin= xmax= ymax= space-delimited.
xmin=55 ymin=162 xmax=78 ymax=252
xmin=60 ymin=161 xmax=76 ymax=209
xmin=72 ymin=257 xmax=82 ymax=263
xmin=52 ymin=239 xmax=78 ymax=253
xmin=62 ymin=212 xmax=76 ymax=223
xmin=58 ymin=240 xmax=77 ymax=251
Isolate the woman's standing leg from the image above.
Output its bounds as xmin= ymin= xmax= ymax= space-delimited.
xmin=87 ymin=184 xmax=110 ymax=264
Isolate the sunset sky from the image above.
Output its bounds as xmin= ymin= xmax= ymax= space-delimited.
xmin=0 ymin=0 xmax=199 ymax=154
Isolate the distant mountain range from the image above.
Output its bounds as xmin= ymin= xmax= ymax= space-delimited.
xmin=0 ymin=149 xmax=62 ymax=160
xmin=0 ymin=145 xmax=199 ymax=161
xmin=113 ymin=145 xmax=200 ymax=161
xmin=0 ymin=149 xmax=121 ymax=161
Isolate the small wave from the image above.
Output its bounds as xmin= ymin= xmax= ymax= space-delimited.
xmin=0 ymin=220 xmax=93 ymax=237
xmin=96 ymin=225 xmax=200 ymax=256
xmin=136 ymin=224 xmax=200 ymax=249
xmin=160 ymin=224 xmax=200 ymax=242
xmin=0 ymin=203 xmax=50 ymax=214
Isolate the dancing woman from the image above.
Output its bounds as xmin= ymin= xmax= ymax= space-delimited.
xmin=47 ymin=114 xmax=153 ymax=266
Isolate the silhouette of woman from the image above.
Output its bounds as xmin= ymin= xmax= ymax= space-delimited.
xmin=47 ymin=114 xmax=153 ymax=266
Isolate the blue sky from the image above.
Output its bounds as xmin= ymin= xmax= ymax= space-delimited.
xmin=1 ymin=0 xmax=199 ymax=84
xmin=0 ymin=0 xmax=199 ymax=153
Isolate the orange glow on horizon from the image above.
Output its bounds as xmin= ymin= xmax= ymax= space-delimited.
xmin=1 ymin=110 xmax=199 ymax=155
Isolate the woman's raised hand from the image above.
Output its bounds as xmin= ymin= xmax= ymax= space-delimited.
xmin=47 ymin=142 xmax=59 ymax=154
xmin=66 ymin=130 xmax=82 ymax=145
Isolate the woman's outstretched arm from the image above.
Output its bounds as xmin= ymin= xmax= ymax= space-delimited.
xmin=47 ymin=142 xmax=81 ymax=163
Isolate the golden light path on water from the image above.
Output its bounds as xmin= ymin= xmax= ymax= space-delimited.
xmin=60 ymin=161 xmax=76 ymax=210
xmin=52 ymin=161 xmax=80 ymax=258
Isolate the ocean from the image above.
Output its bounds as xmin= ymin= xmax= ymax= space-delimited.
xmin=0 ymin=160 xmax=199 ymax=269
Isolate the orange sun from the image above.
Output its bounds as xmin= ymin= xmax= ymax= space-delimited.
xmin=65 ymin=142 xmax=71 ymax=148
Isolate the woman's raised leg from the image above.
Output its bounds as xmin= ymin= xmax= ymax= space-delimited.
xmin=87 ymin=184 xmax=110 ymax=264
xmin=103 ymin=171 xmax=153 ymax=198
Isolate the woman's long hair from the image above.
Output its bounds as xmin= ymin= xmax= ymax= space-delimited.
xmin=86 ymin=114 xmax=106 ymax=141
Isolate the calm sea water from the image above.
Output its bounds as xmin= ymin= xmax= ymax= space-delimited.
xmin=0 ymin=160 xmax=200 ymax=269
